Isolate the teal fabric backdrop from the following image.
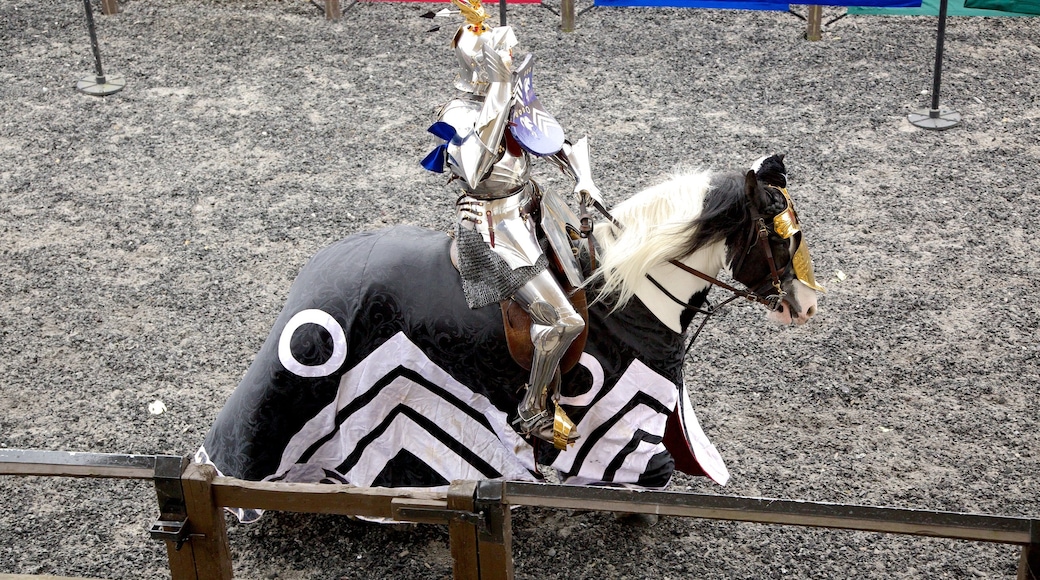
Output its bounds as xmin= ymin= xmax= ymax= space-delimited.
xmin=849 ymin=0 xmax=1039 ymax=15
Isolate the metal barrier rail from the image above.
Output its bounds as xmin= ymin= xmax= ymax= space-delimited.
xmin=0 ymin=448 xmax=181 ymax=479
xmin=2 ymin=449 xmax=1038 ymax=579
xmin=501 ymin=480 xmax=1038 ymax=545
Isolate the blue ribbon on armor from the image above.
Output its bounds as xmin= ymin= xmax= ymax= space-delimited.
xmin=421 ymin=122 xmax=459 ymax=173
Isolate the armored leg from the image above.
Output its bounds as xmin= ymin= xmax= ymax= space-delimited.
xmin=512 ymin=270 xmax=585 ymax=447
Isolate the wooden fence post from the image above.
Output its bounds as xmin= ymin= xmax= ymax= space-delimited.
xmin=475 ymin=480 xmax=513 ymax=580
xmin=805 ymin=5 xmax=823 ymax=40
xmin=153 ymin=456 xmax=201 ymax=580
xmin=560 ymin=0 xmax=576 ymax=32
xmin=448 ymin=481 xmax=481 ymax=580
xmin=324 ymin=0 xmax=341 ymax=20
xmin=180 ymin=463 xmax=234 ymax=580
xmin=1020 ymin=522 xmax=1040 ymax=580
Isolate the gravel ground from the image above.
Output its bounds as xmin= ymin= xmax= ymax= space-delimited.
xmin=1 ymin=0 xmax=1038 ymax=578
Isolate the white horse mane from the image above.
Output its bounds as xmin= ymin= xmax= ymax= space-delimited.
xmin=591 ymin=170 xmax=715 ymax=309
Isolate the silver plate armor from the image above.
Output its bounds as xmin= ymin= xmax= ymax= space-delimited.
xmin=424 ymin=0 xmax=607 ymax=448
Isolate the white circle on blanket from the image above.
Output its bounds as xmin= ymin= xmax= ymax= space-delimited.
xmin=278 ymin=308 xmax=347 ymax=378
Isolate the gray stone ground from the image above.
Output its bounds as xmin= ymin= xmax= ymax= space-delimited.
xmin=1 ymin=0 xmax=1038 ymax=578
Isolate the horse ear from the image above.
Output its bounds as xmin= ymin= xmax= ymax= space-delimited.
xmin=745 ymin=170 xmax=770 ymax=214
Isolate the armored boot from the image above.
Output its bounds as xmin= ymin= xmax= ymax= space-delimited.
xmin=511 ymin=270 xmax=585 ymax=449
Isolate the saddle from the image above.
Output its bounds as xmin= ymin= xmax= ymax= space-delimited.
xmin=448 ymin=230 xmax=590 ymax=374
xmin=501 ymin=279 xmax=589 ymax=374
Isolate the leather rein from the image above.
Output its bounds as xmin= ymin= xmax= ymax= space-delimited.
xmin=581 ymin=198 xmax=788 ymax=313
xmin=577 ymin=196 xmax=789 ymax=355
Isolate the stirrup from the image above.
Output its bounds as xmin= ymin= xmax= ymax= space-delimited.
xmin=551 ymin=404 xmax=579 ymax=450
xmin=513 ymin=402 xmax=580 ymax=450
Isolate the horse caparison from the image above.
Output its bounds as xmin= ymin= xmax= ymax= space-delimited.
xmin=197 ymin=154 xmax=820 ymax=510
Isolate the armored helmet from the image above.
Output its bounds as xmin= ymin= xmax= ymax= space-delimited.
xmin=451 ymin=0 xmax=517 ymax=95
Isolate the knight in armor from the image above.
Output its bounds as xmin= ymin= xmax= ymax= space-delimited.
xmin=422 ymin=0 xmax=604 ymax=449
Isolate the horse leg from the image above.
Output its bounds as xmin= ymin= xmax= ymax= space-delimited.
xmin=512 ymin=270 xmax=584 ymax=447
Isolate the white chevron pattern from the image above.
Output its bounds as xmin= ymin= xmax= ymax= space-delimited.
xmin=529 ymin=107 xmax=561 ymax=134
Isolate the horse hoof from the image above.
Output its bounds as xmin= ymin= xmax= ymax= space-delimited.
xmin=615 ymin=512 xmax=659 ymax=527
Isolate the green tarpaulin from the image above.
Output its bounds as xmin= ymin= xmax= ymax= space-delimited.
xmin=964 ymin=0 xmax=1040 ymax=13
xmin=849 ymin=0 xmax=1039 ymax=15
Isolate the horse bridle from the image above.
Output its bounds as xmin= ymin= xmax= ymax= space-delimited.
xmin=668 ymin=216 xmax=787 ymax=314
xmin=581 ymin=186 xmax=792 ymax=315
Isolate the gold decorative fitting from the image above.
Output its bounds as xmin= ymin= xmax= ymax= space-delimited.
xmin=452 ymin=0 xmax=489 ymax=34
xmin=773 ymin=208 xmax=800 ymax=240
xmin=768 ymin=186 xmax=826 ymax=293
xmin=793 ymin=244 xmax=826 ymax=293
xmin=552 ymin=405 xmax=577 ymax=450
xmin=770 ymin=186 xmax=800 ymax=241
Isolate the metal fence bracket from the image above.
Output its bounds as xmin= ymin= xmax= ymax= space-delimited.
xmin=392 ymin=499 xmax=488 ymax=530
xmin=149 ymin=455 xmax=191 ymax=549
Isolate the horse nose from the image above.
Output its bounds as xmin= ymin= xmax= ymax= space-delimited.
xmin=786 ymin=299 xmax=816 ymax=325
xmin=793 ymin=302 xmax=817 ymax=325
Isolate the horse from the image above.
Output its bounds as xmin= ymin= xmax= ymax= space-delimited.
xmin=196 ymin=154 xmax=820 ymax=515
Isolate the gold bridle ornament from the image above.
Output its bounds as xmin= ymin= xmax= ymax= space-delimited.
xmin=769 ymin=186 xmax=826 ymax=293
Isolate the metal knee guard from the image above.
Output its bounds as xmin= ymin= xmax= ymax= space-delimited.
xmin=512 ymin=271 xmax=585 ymax=446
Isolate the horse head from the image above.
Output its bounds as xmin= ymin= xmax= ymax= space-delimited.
xmin=728 ymin=154 xmax=823 ymax=326
xmin=589 ymin=154 xmax=823 ymax=333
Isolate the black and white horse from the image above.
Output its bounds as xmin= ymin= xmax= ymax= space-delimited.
xmin=197 ymin=154 xmax=820 ymax=510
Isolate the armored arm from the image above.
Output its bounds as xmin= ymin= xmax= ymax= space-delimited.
xmin=547 ymin=137 xmax=605 ymax=208
xmin=437 ymin=25 xmax=519 ymax=191
xmin=466 ymin=44 xmax=514 ymax=186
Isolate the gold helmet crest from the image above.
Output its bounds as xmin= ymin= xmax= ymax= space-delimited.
xmin=452 ymin=0 xmax=490 ymax=34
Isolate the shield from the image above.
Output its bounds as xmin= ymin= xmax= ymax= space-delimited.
xmin=509 ymin=54 xmax=565 ymax=156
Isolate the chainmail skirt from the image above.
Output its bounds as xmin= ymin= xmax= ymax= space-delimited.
xmin=455 ymin=224 xmax=548 ymax=309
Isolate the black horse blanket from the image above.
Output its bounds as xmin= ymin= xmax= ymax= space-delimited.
xmin=198 ymin=226 xmax=728 ymax=503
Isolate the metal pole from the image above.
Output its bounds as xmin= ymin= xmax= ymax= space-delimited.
xmin=561 ymin=0 xmax=575 ymax=32
xmin=77 ymin=0 xmax=125 ymax=96
xmin=929 ymin=0 xmax=949 ymax=111
xmin=805 ymin=5 xmax=823 ymax=41
xmin=499 ymin=0 xmax=507 ymax=26
xmin=84 ymin=0 xmax=105 ymax=79
xmin=908 ymin=0 xmax=960 ymax=129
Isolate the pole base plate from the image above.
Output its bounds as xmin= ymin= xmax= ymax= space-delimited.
xmin=908 ymin=109 xmax=961 ymax=130
xmin=76 ymin=73 xmax=125 ymax=96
